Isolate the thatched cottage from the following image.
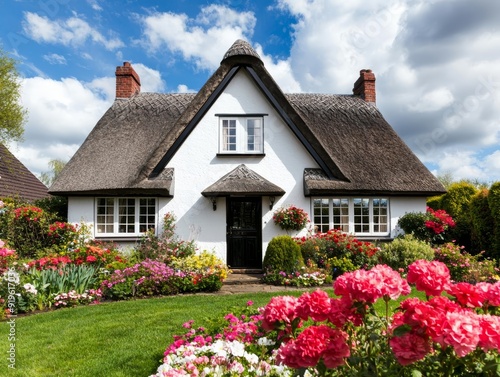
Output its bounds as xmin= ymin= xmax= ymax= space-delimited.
xmin=50 ymin=40 xmax=445 ymax=269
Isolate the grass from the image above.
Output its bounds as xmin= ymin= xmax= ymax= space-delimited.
xmin=0 ymin=288 xmax=424 ymax=377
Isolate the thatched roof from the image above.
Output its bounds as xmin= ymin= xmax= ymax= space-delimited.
xmin=0 ymin=144 xmax=49 ymax=201
xmin=202 ymin=164 xmax=285 ymax=197
xmin=50 ymin=39 xmax=445 ymax=197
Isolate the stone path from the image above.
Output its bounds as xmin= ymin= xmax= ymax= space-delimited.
xmin=217 ymin=272 xmax=317 ymax=295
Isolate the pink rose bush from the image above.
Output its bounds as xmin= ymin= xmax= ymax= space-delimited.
xmin=152 ymin=260 xmax=500 ymax=377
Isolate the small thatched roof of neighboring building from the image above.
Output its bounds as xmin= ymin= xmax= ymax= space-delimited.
xmin=202 ymin=164 xmax=286 ymax=197
xmin=50 ymin=39 xmax=445 ymax=198
xmin=0 ymin=144 xmax=49 ymax=201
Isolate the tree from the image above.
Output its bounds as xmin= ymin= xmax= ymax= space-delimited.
xmin=39 ymin=159 xmax=66 ymax=187
xmin=0 ymin=48 xmax=26 ymax=143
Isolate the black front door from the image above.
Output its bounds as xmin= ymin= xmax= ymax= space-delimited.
xmin=227 ymin=197 xmax=262 ymax=269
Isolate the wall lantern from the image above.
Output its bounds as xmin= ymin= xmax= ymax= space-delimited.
xmin=210 ymin=196 xmax=217 ymax=211
xmin=269 ymin=196 xmax=275 ymax=210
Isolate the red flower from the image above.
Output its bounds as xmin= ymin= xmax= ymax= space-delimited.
xmin=261 ymin=295 xmax=299 ymax=331
xmin=446 ymin=282 xmax=485 ymax=308
xmin=86 ymin=255 xmax=98 ymax=263
xmin=407 ymin=260 xmax=450 ymax=297
xmin=390 ymin=332 xmax=432 ymax=365
xmin=296 ymin=289 xmax=331 ymax=322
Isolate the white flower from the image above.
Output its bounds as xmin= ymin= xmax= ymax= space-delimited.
xmin=227 ymin=340 xmax=245 ymax=357
xmin=257 ymin=337 xmax=275 ymax=346
xmin=23 ymin=283 xmax=38 ymax=295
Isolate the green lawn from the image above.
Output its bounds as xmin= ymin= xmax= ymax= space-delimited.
xmin=0 ymin=291 xmax=308 ymax=377
xmin=0 ymin=288 xmax=419 ymax=377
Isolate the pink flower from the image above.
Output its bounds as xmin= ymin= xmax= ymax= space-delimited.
xmin=390 ymin=332 xmax=432 ymax=365
xmin=277 ymin=325 xmax=348 ymax=368
xmin=322 ymin=329 xmax=350 ymax=368
xmin=476 ymin=281 xmax=500 ymax=307
xmin=334 ymin=269 xmax=383 ymax=303
xmin=371 ymin=264 xmax=411 ymax=300
xmin=407 ymin=260 xmax=450 ymax=297
xmin=478 ymin=315 xmax=500 ymax=352
xmin=261 ymin=295 xmax=299 ymax=331
xmin=328 ymin=296 xmax=364 ymax=327
xmin=441 ymin=311 xmax=480 ymax=357
xmin=446 ymin=282 xmax=485 ymax=308
xmin=296 ymin=290 xmax=331 ymax=322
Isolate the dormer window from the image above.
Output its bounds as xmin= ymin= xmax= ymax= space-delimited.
xmin=218 ymin=115 xmax=265 ymax=154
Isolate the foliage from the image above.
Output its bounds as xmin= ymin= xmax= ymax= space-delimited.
xmin=442 ymin=242 xmax=499 ymax=283
xmin=35 ymin=195 xmax=68 ymax=222
xmin=8 ymin=204 xmax=53 ymax=258
xmin=262 ymin=235 xmax=304 ymax=274
xmin=398 ymin=207 xmax=455 ymax=244
xmin=39 ymin=159 xmax=66 ymax=187
xmin=433 ymin=242 xmax=499 ymax=283
xmin=136 ymin=212 xmax=196 ymax=264
xmin=440 ymin=181 xmax=478 ymax=249
xmin=296 ymin=229 xmax=379 ymax=274
xmin=262 ymin=259 xmax=330 ymax=287
xmin=488 ymin=182 xmax=500 ymax=260
xmin=273 ymin=205 xmax=309 ymax=231
xmin=0 ymin=48 xmax=26 ymax=143
xmin=377 ymin=234 xmax=435 ymax=272
xmin=469 ymin=188 xmax=495 ymax=256
xmin=170 ymin=250 xmax=229 ymax=280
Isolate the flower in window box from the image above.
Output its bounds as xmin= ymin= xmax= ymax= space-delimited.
xmin=273 ymin=205 xmax=309 ymax=231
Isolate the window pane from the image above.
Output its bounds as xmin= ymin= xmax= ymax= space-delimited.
xmin=313 ymin=198 xmax=330 ymax=233
xmin=118 ymin=198 xmax=135 ymax=233
xmin=246 ymin=119 xmax=262 ymax=152
xmin=332 ymin=198 xmax=349 ymax=232
xmin=354 ymin=198 xmax=369 ymax=233
xmin=139 ymin=198 xmax=156 ymax=233
xmin=96 ymin=198 xmax=115 ymax=233
xmin=373 ymin=198 xmax=388 ymax=233
xmin=222 ymin=119 xmax=237 ymax=151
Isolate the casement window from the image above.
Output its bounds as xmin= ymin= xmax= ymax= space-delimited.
xmin=96 ymin=198 xmax=156 ymax=236
xmin=219 ymin=117 xmax=263 ymax=154
xmin=312 ymin=198 xmax=389 ymax=235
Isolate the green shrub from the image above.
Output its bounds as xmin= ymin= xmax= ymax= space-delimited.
xmin=262 ymin=235 xmax=303 ymax=273
xmin=488 ymin=182 xmax=500 ymax=259
xmin=397 ymin=208 xmax=455 ymax=244
xmin=440 ymin=182 xmax=478 ymax=249
xmin=296 ymin=229 xmax=379 ymax=273
xmin=328 ymin=256 xmax=356 ymax=278
xmin=426 ymin=195 xmax=443 ymax=210
xmin=433 ymin=242 xmax=498 ymax=283
xmin=377 ymin=234 xmax=434 ymax=271
xmin=469 ymin=188 xmax=495 ymax=256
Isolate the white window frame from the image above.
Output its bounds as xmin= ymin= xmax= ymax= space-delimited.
xmin=219 ymin=117 xmax=264 ymax=154
xmin=95 ymin=197 xmax=157 ymax=237
xmin=312 ymin=197 xmax=390 ymax=236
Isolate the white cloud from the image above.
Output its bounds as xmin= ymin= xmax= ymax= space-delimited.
xmin=16 ymin=76 xmax=113 ymax=174
xmin=133 ymin=63 xmax=165 ymax=93
xmin=43 ymin=53 xmax=67 ymax=65
xmin=140 ymin=5 xmax=256 ymax=70
xmin=177 ymin=84 xmax=196 ymax=93
xmin=22 ymin=12 xmax=123 ymax=50
xmin=409 ymin=87 xmax=454 ymax=113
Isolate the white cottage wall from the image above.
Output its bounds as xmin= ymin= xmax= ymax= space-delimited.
xmin=161 ymin=69 xmax=318 ymax=263
xmin=389 ymin=196 xmax=427 ymax=237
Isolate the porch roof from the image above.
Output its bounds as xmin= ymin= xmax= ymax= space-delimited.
xmin=201 ymin=164 xmax=285 ymax=197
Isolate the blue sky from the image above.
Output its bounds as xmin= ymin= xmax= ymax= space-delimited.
xmin=1 ymin=0 xmax=500 ymax=184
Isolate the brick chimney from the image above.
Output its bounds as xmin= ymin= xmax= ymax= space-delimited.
xmin=353 ymin=69 xmax=376 ymax=104
xmin=115 ymin=62 xmax=141 ymax=99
